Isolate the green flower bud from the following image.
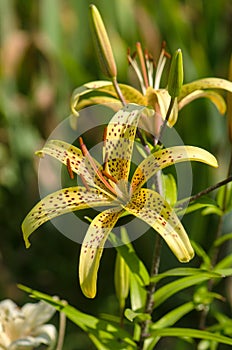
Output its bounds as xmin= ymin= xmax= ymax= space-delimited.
xmin=114 ymin=252 xmax=130 ymax=311
xmin=89 ymin=4 xmax=117 ymax=79
xmin=227 ymin=54 xmax=232 ymax=143
xmin=167 ymin=49 xmax=184 ymax=98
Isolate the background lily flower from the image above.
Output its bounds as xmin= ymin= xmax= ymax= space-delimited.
xmin=0 ymin=299 xmax=56 ymax=350
xmin=71 ymin=44 xmax=232 ymax=128
xmin=22 ymin=104 xmax=218 ymax=298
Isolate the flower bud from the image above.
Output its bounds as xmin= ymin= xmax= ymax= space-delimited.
xmin=114 ymin=252 xmax=130 ymax=310
xmin=89 ymin=4 xmax=117 ymax=79
xmin=167 ymin=49 xmax=184 ymax=98
xmin=227 ymin=54 xmax=232 ymax=143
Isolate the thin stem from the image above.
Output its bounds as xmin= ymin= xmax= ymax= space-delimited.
xmin=157 ymin=98 xmax=176 ymax=144
xmin=138 ymin=235 xmax=163 ymax=349
xmin=199 ymin=150 xmax=232 ymax=330
xmin=112 ymin=76 xmax=127 ymax=106
xmin=137 ymin=95 xmax=176 ymax=349
xmin=175 ymin=175 xmax=232 ymax=210
xmin=56 ymin=304 xmax=67 ymax=350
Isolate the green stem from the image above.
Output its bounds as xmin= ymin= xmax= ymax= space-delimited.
xmin=56 ymin=303 xmax=67 ymax=350
xmin=138 ymin=235 xmax=162 ymax=349
xmin=112 ymin=76 xmax=126 ymax=106
xmin=199 ymin=151 xmax=232 ymax=330
xmin=137 ymin=97 xmax=176 ymax=349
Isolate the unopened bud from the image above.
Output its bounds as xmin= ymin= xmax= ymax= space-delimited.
xmin=114 ymin=252 xmax=130 ymax=311
xmin=89 ymin=4 xmax=117 ymax=79
xmin=227 ymin=54 xmax=232 ymax=143
xmin=167 ymin=49 xmax=184 ymax=98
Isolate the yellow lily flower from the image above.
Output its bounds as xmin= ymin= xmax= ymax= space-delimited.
xmin=71 ymin=43 xmax=232 ymax=128
xmin=22 ymin=104 xmax=218 ymax=298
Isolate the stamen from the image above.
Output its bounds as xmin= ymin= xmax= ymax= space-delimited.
xmin=145 ymin=49 xmax=154 ymax=87
xmin=66 ymin=158 xmax=74 ymax=180
xmin=127 ymin=48 xmax=146 ymax=94
xmin=80 ymin=174 xmax=90 ymax=191
xmin=136 ymin=42 xmax=149 ymax=89
xmin=154 ymin=44 xmax=167 ymax=89
xmin=79 ymin=137 xmax=118 ymax=196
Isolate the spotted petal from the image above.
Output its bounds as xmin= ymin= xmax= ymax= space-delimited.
xmin=178 ymin=90 xmax=226 ymax=114
xmin=179 ymin=77 xmax=232 ymax=100
xmin=36 ymin=140 xmax=110 ymax=193
xmin=79 ymin=207 xmax=123 ymax=298
xmin=22 ymin=187 xmax=113 ymax=248
xmin=103 ymin=104 xmax=147 ymax=182
xmin=131 ymin=146 xmax=218 ymax=192
xmin=125 ymin=188 xmax=194 ymax=262
xmin=71 ymin=80 xmax=146 ymax=114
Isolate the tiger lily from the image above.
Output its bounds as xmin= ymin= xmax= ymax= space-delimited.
xmin=22 ymin=104 xmax=218 ymax=298
xmin=71 ymin=42 xmax=232 ymax=128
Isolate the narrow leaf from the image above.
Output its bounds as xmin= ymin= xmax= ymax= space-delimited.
xmin=153 ymin=273 xmax=222 ymax=309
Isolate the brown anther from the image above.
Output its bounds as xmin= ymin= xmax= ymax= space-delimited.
xmin=66 ymin=158 xmax=74 ymax=180
xmin=102 ymin=169 xmax=118 ymax=184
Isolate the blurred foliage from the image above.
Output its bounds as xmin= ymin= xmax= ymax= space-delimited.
xmin=0 ymin=0 xmax=232 ymax=349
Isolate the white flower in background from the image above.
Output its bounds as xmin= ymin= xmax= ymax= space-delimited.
xmin=0 ymin=299 xmax=57 ymax=350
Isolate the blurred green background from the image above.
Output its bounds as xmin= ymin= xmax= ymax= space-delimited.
xmin=0 ymin=0 xmax=232 ymax=349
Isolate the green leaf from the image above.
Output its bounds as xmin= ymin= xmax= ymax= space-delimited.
xmin=124 ymin=308 xmax=151 ymax=323
xmin=153 ymin=273 xmax=222 ymax=309
xmin=150 ymin=267 xmax=215 ymax=284
xmin=191 ymin=241 xmax=212 ymax=269
xmin=109 ymin=232 xmax=150 ymax=286
xmin=18 ymin=285 xmax=137 ymax=350
xmin=214 ymin=232 xmax=232 ymax=247
xmin=149 ymin=327 xmax=232 ymax=346
xmin=176 ymin=196 xmax=222 ymax=216
xmin=151 ymin=302 xmax=195 ymax=330
xmin=214 ymin=254 xmax=232 ymax=270
xmin=216 ymin=183 xmax=232 ymax=213
xmin=129 ymin=273 xmax=147 ymax=312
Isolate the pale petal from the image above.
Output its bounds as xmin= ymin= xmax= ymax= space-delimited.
xmin=179 ymin=77 xmax=232 ymax=99
xmin=22 ymin=301 xmax=55 ymax=328
xmin=71 ymin=80 xmax=146 ymax=114
xmin=131 ymin=146 xmax=218 ymax=191
xmin=79 ymin=207 xmax=123 ymax=298
xmin=36 ymin=140 xmax=99 ymax=188
xmin=9 ymin=324 xmax=57 ymax=350
xmin=22 ymin=187 xmax=113 ymax=248
xmin=178 ymin=89 xmax=226 ymax=114
xmin=103 ymin=104 xmax=147 ymax=182
xmin=125 ymin=188 xmax=194 ymax=262
xmin=146 ymin=89 xmax=178 ymax=127
xmin=71 ymin=80 xmax=113 ymax=114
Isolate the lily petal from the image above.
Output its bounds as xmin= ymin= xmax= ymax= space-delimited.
xmin=37 ymin=140 xmax=108 ymax=191
xmin=22 ymin=187 xmax=113 ymax=248
xmin=179 ymin=77 xmax=232 ymax=100
xmin=131 ymin=146 xmax=218 ymax=191
xmin=71 ymin=80 xmax=146 ymax=114
xmin=179 ymin=89 xmax=226 ymax=114
xmin=125 ymin=188 xmax=194 ymax=262
xmin=79 ymin=207 xmax=123 ymax=298
xmin=103 ymin=104 xmax=147 ymax=182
